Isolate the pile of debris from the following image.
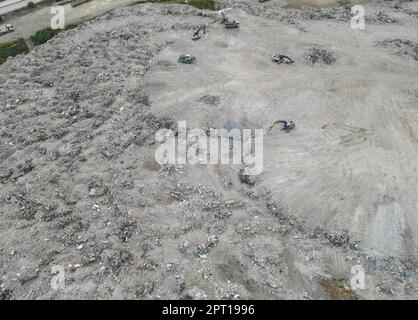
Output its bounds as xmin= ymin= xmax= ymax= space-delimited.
xmin=285 ymin=5 xmax=353 ymax=23
xmin=366 ymin=11 xmax=396 ymax=24
xmin=304 ymin=47 xmax=337 ymax=65
xmin=218 ymin=1 xmax=396 ymax=25
xmin=376 ymin=38 xmax=418 ymax=61
xmin=324 ymin=229 xmax=350 ymax=246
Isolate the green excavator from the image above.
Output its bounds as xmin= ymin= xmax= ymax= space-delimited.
xmin=268 ymin=120 xmax=296 ymax=133
xmin=178 ymin=54 xmax=196 ymax=64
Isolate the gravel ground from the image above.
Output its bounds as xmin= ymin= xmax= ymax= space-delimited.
xmin=0 ymin=1 xmax=418 ymax=299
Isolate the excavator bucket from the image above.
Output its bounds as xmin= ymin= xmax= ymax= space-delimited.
xmin=191 ymin=33 xmax=201 ymax=41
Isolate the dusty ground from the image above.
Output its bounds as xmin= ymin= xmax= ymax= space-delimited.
xmin=0 ymin=1 xmax=418 ymax=300
xmin=0 ymin=0 xmax=141 ymax=42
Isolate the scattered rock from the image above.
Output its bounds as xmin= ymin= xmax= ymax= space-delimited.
xmin=239 ymin=169 xmax=256 ymax=186
xmin=305 ymin=47 xmax=337 ymax=65
xmin=376 ymin=38 xmax=418 ymax=60
xmin=325 ymin=229 xmax=350 ymax=246
xmin=0 ymin=288 xmax=12 ymax=300
xmin=320 ymin=277 xmax=357 ymax=300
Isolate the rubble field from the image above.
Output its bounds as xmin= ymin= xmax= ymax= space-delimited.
xmin=0 ymin=0 xmax=418 ymax=299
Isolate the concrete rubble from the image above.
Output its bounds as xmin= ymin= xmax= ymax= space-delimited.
xmin=0 ymin=0 xmax=418 ymax=299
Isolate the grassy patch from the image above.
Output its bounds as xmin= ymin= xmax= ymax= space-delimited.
xmin=0 ymin=38 xmax=29 ymax=65
xmin=30 ymin=24 xmax=79 ymax=46
xmin=30 ymin=27 xmax=61 ymax=46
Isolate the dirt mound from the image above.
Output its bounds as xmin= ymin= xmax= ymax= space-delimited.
xmin=1 ymin=2 xmax=418 ymax=299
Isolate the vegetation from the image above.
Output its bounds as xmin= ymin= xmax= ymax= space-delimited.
xmin=30 ymin=24 xmax=78 ymax=46
xmin=0 ymin=38 xmax=29 ymax=65
xmin=26 ymin=2 xmax=36 ymax=10
xmin=30 ymin=27 xmax=61 ymax=46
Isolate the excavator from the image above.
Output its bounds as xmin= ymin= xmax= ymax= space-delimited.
xmin=220 ymin=12 xmax=240 ymax=29
xmin=272 ymin=53 xmax=294 ymax=64
xmin=268 ymin=120 xmax=296 ymax=133
xmin=191 ymin=25 xmax=206 ymax=41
